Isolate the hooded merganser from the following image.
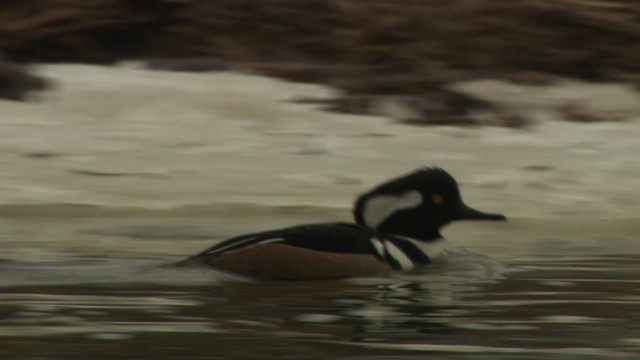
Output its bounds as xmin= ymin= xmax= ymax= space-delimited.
xmin=180 ymin=167 xmax=506 ymax=280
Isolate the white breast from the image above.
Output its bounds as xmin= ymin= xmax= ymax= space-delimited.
xmin=414 ymin=237 xmax=452 ymax=260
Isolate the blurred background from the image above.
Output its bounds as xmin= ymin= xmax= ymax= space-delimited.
xmin=1 ymin=1 xmax=640 ymax=359
xmin=4 ymin=0 xmax=640 ymax=118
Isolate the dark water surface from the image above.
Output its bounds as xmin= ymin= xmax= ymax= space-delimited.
xmin=1 ymin=215 xmax=639 ymax=359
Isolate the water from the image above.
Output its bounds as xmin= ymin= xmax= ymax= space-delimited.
xmin=1 ymin=64 xmax=639 ymax=358
xmin=1 ymin=214 xmax=638 ymax=359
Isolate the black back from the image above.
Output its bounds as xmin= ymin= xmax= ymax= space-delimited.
xmin=199 ymin=222 xmax=382 ymax=258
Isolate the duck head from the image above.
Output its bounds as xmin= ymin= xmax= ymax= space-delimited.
xmin=353 ymin=167 xmax=506 ymax=241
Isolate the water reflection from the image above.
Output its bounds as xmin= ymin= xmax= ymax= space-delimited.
xmin=1 ymin=218 xmax=640 ymax=359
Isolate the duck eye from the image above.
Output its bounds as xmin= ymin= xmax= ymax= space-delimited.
xmin=432 ymin=194 xmax=444 ymax=205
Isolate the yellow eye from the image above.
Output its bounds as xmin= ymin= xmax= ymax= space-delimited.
xmin=432 ymin=194 xmax=444 ymax=205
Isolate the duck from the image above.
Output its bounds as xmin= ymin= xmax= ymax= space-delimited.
xmin=179 ymin=167 xmax=506 ymax=280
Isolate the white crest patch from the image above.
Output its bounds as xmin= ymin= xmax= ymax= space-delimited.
xmin=362 ymin=190 xmax=423 ymax=228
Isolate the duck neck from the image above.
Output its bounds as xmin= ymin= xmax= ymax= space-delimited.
xmin=378 ymin=223 xmax=443 ymax=242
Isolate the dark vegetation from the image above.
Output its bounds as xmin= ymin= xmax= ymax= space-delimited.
xmin=2 ymin=0 xmax=640 ymax=125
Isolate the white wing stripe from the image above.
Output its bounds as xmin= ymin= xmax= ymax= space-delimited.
xmin=204 ymin=235 xmax=285 ymax=255
xmin=370 ymin=237 xmax=385 ymax=257
xmin=383 ymin=241 xmax=415 ymax=270
xmin=256 ymin=238 xmax=285 ymax=245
